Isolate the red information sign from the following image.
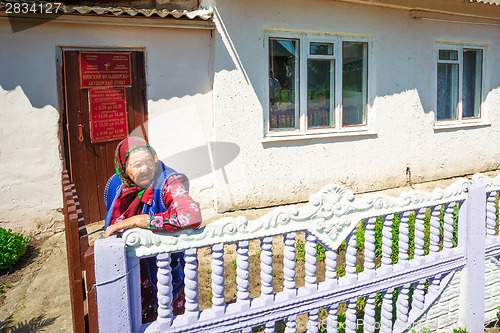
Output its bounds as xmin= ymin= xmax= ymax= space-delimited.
xmin=79 ymin=52 xmax=132 ymax=88
xmin=89 ymin=88 xmax=128 ymax=143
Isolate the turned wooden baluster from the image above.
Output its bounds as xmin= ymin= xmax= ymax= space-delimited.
xmin=308 ymin=309 xmax=319 ymax=333
xmin=399 ymin=211 xmax=411 ymax=264
xmin=284 ymin=315 xmax=297 ymax=333
xmin=364 ymin=294 xmax=377 ymax=333
xmin=394 ymin=284 xmax=411 ymax=330
xmin=283 ymin=233 xmax=297 ymax=331
xmin=305 ymin=233 xmax=317 ymax=291
xmin=184 ymin=248 xmax=199 ymax=319
xmin=345 ymin=232 xmax=357 ymax=279
xmin=487 ymin=191 xmax=498 ymax=237
xmin=345 ymin=298 xmax=357 ymax=333
xmin=156 ymin=253 xmax=173 ymax=331
xmin=327 ymin=304 xmax=338 ymax=333
xmin=414 ymin=208 xmax=426 ymax=259
xmin=260 ymin=236 xmax=274 ymax=302
xmin=381 ymin=214 xmax=394 ymax=271
xmin=364 ymin=218 xmax=376 ymax=276
xmin=443 ymin=202 xmax=456 ymax=249
xmin=411 ymin=279 xmax=426 ymax=312
xmin=380 ymin=288 xmax=394 ymax=333
xmin=211 ymin=244 xmax=225 ymax=316
xmin=260 ymin=235 xmax=274 ymax=333
xmin=429 ymin=205 xmax=442 ymax=254
xmin=236 ymin=240 xmax=251 ymax=311
xmin=325 ymin=242 xmax=338 ymax=286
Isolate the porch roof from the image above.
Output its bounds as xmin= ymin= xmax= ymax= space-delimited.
xmin=0 ymin=1 xmax=214 ymax=20
xmin=470 ymin=0 xmax=500 ymax=5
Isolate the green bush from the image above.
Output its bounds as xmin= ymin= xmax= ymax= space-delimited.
xmin=0 ymin=227 xmax=29 ymax=271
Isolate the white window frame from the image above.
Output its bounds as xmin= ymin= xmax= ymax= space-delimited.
xmin=434 ymin=43 xmax=487 ymax=130
xmin=263 ymin=31 xmax=375 ymax=142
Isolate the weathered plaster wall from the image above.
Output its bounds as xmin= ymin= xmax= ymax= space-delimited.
xmin=211 ymin=0 xmax=500 ymax=212
xmin=0 ymin=18 xmax=213 ymax=236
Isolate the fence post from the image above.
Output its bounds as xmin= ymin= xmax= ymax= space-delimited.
xmin=459 ymin=182 xmax=486 ymax=332
xmin=94 ymin=237 xmax=138 ymax=333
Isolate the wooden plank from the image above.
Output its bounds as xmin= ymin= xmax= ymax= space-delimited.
xmin=83 ymin=247 xmax=99 ymax=333
xmin=62 ymin=179 xmax=86 ymax=333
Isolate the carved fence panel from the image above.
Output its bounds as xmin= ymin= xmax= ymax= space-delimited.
xmin=94 ymin=174 xmax=500 ymax=333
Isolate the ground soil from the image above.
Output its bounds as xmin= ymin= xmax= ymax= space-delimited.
xmin=0 ymin=232 xmax=72 ymax=333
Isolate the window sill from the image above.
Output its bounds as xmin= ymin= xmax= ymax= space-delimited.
xmin=433 ymin=120 xmax=490 ymax=131
xmin=261 ymin=128 xmax=378 ymax=143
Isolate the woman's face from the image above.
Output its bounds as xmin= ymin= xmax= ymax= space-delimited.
xmin=126 ymin=149 xmax=156 ymax=188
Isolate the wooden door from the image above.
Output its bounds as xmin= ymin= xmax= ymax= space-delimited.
xmin=62 ymin=50 xmax=147 ymax=224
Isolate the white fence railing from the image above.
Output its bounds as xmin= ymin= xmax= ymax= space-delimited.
xmin=94 ymin=173 xmax=500 ymax=333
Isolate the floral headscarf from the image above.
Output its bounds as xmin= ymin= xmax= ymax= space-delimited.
xmin=114 ymin=136 xmax=159 ymax=187
xmin=110 ymin=137 xmax=159 ymax=224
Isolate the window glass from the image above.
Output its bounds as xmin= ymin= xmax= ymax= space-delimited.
xmin=437 ymin=63 xmax=459 ymax=120
xmin=462 ymin=49 xmax=482 ymax=119
xmin=307 ymin=59 xmax=334 ymax=128
xmin=439 ymin=50 xmax=458 ymax=61
xmin=342 ymin=42 xmax=367 ymax=127
xmin=310 ymin=43 xmax=333 ymax=55
xmin=269 ymin=38 xmax=299 ymax=130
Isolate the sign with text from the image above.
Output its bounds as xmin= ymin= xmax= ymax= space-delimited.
xmin=89 ymin=88 xmax=128 ymax=143
xmin=79 ymin=51 xmax=132 ymax=88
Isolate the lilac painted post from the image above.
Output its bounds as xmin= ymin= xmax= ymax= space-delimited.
xmin=461 ymin=182 xmax=486 ymax=333
xmin=127 ymin=256 xmax=142 ymax=333
xmin=157 ymin=253 xmax=173 ymax=331
xmin=94 ymin=237 xmax=138 ymax=333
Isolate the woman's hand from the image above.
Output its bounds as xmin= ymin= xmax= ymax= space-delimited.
xmin=104 ymin=214 xmax=149 ymax=238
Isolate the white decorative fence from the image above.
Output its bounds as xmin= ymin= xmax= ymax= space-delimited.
xmin=94 ymin=173 xmax=500 ymax=333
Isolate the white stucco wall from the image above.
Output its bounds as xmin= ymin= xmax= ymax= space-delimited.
xmin=211 ymin=0 xmax=500 ymax=212
xmin=0 ymin=17 xmax=213 ymax=236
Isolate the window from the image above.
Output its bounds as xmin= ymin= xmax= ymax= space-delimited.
xmin=436 ymin=45 xmax=484 ymax=124
xmin=267 ymin=33 xmax=370 ymax=136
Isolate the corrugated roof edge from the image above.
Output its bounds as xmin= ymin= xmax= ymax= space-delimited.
xmin=470 ymin=0 xmax=500 ymax=5
xmin=0 ymin=1 xmax=214 ymax=20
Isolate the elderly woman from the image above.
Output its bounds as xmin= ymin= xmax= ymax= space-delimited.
xmin=103 ymin=136 xmax=201 ymax=322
